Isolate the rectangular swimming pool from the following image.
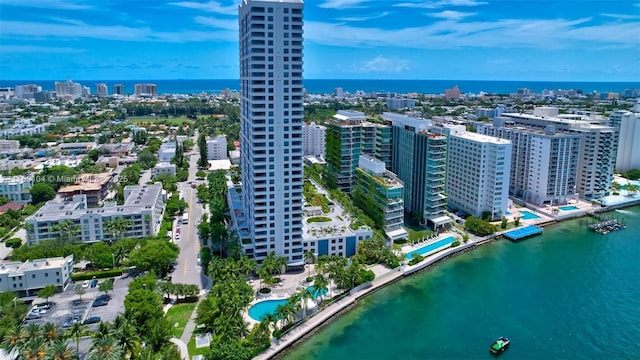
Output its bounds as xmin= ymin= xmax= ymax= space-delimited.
xmin=559 ymin=205 xmax=579 ymax=211
xmin=519 ymin=210 xmax=541 ymax=220
xmin=405 ymin=236 xmax=455 ymax=259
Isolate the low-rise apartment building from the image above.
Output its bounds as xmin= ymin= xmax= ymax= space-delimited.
xmin=25 ymin=183 xmax=165 ymax=245
xmin=0 ymin=255 xmax=74 ymax=297
xmin=0 ymin=174 xmax=33 ymax=203
xmin=57 ymin=173 xmax=114 ymax=208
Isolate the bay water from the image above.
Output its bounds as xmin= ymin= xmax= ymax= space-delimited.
xmin=282 ymin=207 xmax=640 ymax=359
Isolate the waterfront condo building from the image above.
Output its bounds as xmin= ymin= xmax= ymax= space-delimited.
xmin=96 ymin=83 xmax=108 ymax=97
xmin=113 ymin=84 xmax=125 ymax=95
xmin=353 ymin=155 xmax=407 ymax=242
xmin=325 ymin=110 xmax=392 ymax=194
xmin=134 ymin=83 xmax=157 ymax=97
xmin=500 ymin=112 xmax=618 ymax=199
xmin=446 ymin=130 xmax=512 ymax=220
xmin=611 ymin=110 xmax=640 ymax=172
xmin=476 ymin=120 xmax=581 ymax=206
xmin=239 ymin=0 xmax=305 ymax=265
xmin=303 ymin=122 xmax=326 ymax=157
xmin=25 ymin=183 xmax=165 ymax=245
xmin=325 ymin=110 xmax=365 ymax=194
xmin=385 ymin=113 xmax=451 ymax=230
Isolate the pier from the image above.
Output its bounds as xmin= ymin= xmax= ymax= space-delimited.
xmin=503 ymin=225 xmax=544 ymax=241
xmin=587 ymin=214 xmax=626 ymax=234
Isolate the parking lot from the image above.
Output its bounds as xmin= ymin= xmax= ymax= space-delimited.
xmin=23 ymin=276 xmax=132 ymax=328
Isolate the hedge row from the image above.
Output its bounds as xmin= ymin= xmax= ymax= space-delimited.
xmin=72 ymin=268 xmax=123 ymax=281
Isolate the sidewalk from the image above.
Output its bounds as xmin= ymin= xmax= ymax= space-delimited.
xmin=169 ymin=338 xmax=189 ymax=360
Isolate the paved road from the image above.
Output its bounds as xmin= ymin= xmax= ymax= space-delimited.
xmin=171 ymin=131 xmax=210 ymax=290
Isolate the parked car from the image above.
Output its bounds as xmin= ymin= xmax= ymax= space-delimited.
xmin=92 ymin=299 xmax=109 ymax=307
xmin=90 ymin=279 xmax=98 ymax=288
xmin=25 ymin=311 xmax=41 ymax=320
xmin=83 ymin=316 xmax=101 ymax=325
xmin=63 ymin=315 xmax=81 ymax=328
xmin=82 ymin=280 xmax=90 ymax=288
xmin=95 ymin=294 xmax=112 ymax=301
xmin=33 ymin=302 xmax=55 ymax=310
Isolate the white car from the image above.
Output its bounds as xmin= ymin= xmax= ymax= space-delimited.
xmin=82 ymin=280 xmax=90 ymax=288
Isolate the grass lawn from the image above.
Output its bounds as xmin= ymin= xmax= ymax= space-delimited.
xmin=187 ymin=333 xmax=210 ymax=358
xmin=164 ymin=302 xmax=197 ymax=339
xmin=127 ymin=116 xmax=194 ymax=125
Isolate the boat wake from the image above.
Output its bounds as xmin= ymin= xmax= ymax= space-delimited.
xmin=615 ymin=209 xmax=634 ymax=215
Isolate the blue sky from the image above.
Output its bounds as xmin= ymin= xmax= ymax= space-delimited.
xmin=0 ymin=0 xmax=639 ymax=81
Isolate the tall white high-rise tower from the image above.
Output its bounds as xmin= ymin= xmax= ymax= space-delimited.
xmin=239 ymin=0 xmax=305 ymax=265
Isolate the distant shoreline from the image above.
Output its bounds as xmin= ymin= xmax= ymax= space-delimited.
xmin=2 ymin=79 xmax=638 ymax=95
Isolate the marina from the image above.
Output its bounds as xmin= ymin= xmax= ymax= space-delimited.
xmin=587 ymin=213 xmax=627 ymax=234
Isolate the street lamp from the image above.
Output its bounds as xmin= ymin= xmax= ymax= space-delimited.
xmin=112 ymin=253 xmax=115 ymax=269
xmin=13 ymin=297 xmax=17 ymax=309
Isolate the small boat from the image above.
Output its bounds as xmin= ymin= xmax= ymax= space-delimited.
xmin=490 ymin=336 xmax=510 ymax=354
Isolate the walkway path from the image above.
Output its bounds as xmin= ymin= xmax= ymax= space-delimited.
xmin=169 ymin=338 xmax=189 ymax=360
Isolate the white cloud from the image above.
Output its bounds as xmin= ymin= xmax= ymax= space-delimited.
xmin=194 ymin=16 xmax=238 ymax=30
xmin=428 ymin=10 xmax=475 ymax=20
xmin=601 ymin=13 xmax=640 ymax=20
xmin=169 ymin=1 xmax=239 ymax=15
xmin=394 ymin=0 xmax=487 ymax=9
xmin=319 ymin=0 xmax=371 ymax=9
xmin=337 ymin=12 xmax=390 ymax=22
xmin=1 ymin=0 xmax=92 ymax=10
xmin=355 ymin=56 xmax=410 ymax=73
xmin=305 ymin=17 xmax=640 ymax=50
xmin=0 ymin=45 xmax=85 ymax=53
xmin=0 ymin=20 xmax=236 ymax=43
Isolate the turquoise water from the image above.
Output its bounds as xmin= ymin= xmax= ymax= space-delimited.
xmin=405 ymin=236 xmax=454 ymax=259
xmin=519 ymin=210 xmax=541 ymax=220
xmin=307 ymin=286 xmax=328 ymax=299
xmin=559 ymin=205 xmax=579 ymax=211
xmin=282 ymin=206 xmax=640 ymax=359
xmin=248 ymin=299 xmax=288 ymax=321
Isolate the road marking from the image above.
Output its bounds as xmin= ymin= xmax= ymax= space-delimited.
xmin=183 ymin=259 xmax=188 ymax=276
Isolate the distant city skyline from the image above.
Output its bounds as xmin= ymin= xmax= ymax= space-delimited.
xmin=1 ymin=0 xmax=639 ymax=81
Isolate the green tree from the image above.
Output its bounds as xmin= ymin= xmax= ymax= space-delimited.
xmin=37 ymin=285 xmax=57 ymax=303
xmin=304 ymin=250 xmax=315 ymax=279
xmin=198 ymin=133 xmax=208 ymax=168
xmin=52 ymin=220 xmax=81 ymax=243
xmin=127 ymin=240 xmax=179 ymax=278
xmin=312 ymin=274 xmax=329 ymax=305
xmin=102 ymin=217 xmax=132 ymax=241
xmin=29 ymin=183 xmax=56 ymax=204
xmin=98 ymin=278 xmax=114 ymax=296
xmin=138 ymin=149 xmax=157 ymax=170
xmin=87 ymin=148 xmax=101 ymax=162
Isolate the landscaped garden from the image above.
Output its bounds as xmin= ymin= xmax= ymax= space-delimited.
xmin=307 ymin=217 xmax=332 ymax=223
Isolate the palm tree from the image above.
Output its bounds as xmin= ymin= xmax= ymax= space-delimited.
xmin=52 ymin=220 xmax=81 ymax=243
xmin=304 ymin=250 xmax=315 ymax=279
xmin=273 ymin=304 xmax=287 ymax=330
xmin=113 ymin=247 xmax=127 ymax=267
xmin=103 ymin=217 xmax=132 ymax=241
xmin=144 ymin=214 xmax=153 ymax=235
xmin=42 ymin=323 xmax=62 ymax=342
xmin=66 ymin=322 xmax=85 ymax=356
xmin=46 ymin=339 xmax=75 ymax=360
xmin=1 ymin=325 xmax=26 ymax=355
xmin=312 ymin=274 xmax=329 ymax=305
xmin=20 ymin=337 xmax=48 ymax=360
xmin=89 ymin=337 xmax=124 ymax=360
xmin=297 ymin=287 xmax=314 ymax=318
xmin=111 ymin=316 xmax=141 ymax=359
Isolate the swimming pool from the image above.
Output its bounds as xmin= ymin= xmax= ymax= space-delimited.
xmin=248 ymin=299 xmax=288 ymax=321
xmin=559 ymin=205 xmax=579 ymax=211
xmin=307 ymin=286 xmax=328 ymax=299
xmin=405 ymin=236 xmax=455 ymax=259
xmin=519 ymin=210 xmax=541 ymax=220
